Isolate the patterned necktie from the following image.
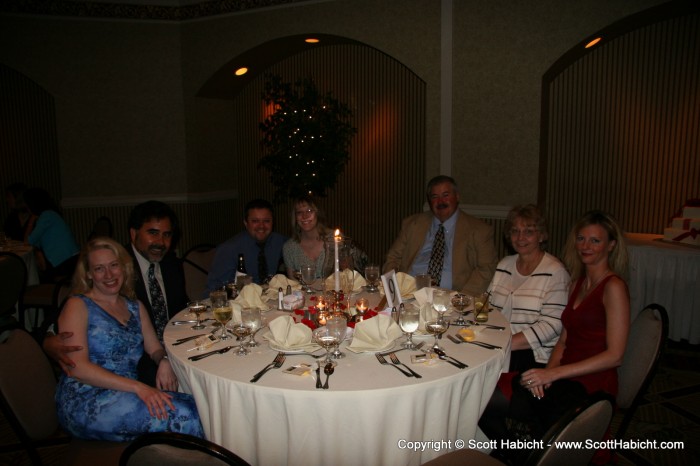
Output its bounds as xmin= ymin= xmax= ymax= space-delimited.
xmin=148 ymin=262 xmax=168 ymax=341
xmin=257 ymin=242 xmax=268 ymax=284
xmin=427 ymin=224 xmax=446 ymax=286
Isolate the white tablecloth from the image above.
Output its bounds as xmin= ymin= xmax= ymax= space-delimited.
xmin=165 ymin=303 xmax=510 ymax=465
xmin=626 ymin=233 xmax=700 ymax=343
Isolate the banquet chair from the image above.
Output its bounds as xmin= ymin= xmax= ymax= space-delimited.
xmin=421 ymin=391 xmax=615 ymax=466
xmin=0 ymin=329 xmax=126 ymax=465
xmin=22 ymin=277 xmax=72 ymax=340
xmin=0 ymin=252 xmax=27 ymax=331
xmin=614 ymin=303 xmax=668 ymax=440
xmin=182 ymin=244 xmax=216 ymax=300
xmin=119 ymin=432 xmax=251 ymax=466
xmin=88 ymin=216 xmax=114 ymax=239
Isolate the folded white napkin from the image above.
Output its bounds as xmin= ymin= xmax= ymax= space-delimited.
xmin=263 ymin=274 xmax=302 ymax=300
xmin=265 ymin=315 xmax=318 ymax=351
xmin=347 ymin=314 xmax=403 ymax=353
xmin=227 ymin=300 xmax=243 ymax=324
xmin=413 ymin=286 xmax=434 ymax=308
xmin=378 ymin=272 xmax=417 ymax=299
xmin=234 ymin=283 xmax=267 ymax=309
xmin=323 ymin=269 xmax=367 ymax=293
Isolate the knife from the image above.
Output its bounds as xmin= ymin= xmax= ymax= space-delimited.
xmin=454 ymin=334 xmax=501 ymax=349
xmin=172 ymin=318 xmax=215 ymax=325
xmin=467 ymin=320 xmax=505 ymax=330
xmin=173 ymin=334 xmax=206 ymax=345
xmin=188 ymin=345 xmax=237 ymax=361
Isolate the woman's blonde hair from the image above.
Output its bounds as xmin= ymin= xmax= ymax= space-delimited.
xmin=290 ymin=195 xmax=330 ymax=242
xmin=562 ymin=210 xmax=628 ymax=281
xmin=72 ymin=236 xmax=136 ymax=299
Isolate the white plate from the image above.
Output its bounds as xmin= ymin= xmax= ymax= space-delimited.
xmin=268 ymin=341 xmax=321 ymax=354
xmin=346 ymin=340 xmax=396 ymax=354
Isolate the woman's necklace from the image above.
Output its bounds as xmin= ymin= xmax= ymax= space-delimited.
xmin=516 ymin=250 xmax=544 ymax=276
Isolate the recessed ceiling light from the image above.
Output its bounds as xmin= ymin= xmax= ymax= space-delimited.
xmin=585 ymin=37 xmax=602 ymax=49
xmin=305 ymin=38 xmax=319 ymax=44
xmin=235 ymin=67 xmax=248 ymax=76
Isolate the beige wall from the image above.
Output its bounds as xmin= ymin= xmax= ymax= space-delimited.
xmin=0 ymin=0 xmax=667 ymax=205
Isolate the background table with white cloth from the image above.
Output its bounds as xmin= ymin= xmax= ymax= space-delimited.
xmin=626 ymin=233 xmax=700 ymax=343
xmin=165 ymin=305 xmax=511 ymax=466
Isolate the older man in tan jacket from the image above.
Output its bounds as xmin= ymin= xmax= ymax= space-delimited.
xmin=383 ymin=175 xmax=497 ymax=296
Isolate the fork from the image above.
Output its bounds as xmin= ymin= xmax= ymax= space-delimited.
xmin=250 ymin=353 xmax=286 ymax=383
xmin=377 ymin=341 xmax=425 ymax=357
xmin=389 ymin=353 xmax=422 ymax=378
xmin=375 ymin=353 xmax=412 ymax=377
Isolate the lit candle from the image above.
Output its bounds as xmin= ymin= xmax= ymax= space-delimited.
xmin=355 ymin=298 xmax=369 ymax=316
xmin=334 ymin=229 xmax=341 ymax=291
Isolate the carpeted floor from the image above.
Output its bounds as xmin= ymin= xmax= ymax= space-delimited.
xmin=2 ymin=340 xmax=700 ymax=465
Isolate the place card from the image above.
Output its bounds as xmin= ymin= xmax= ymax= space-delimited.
xmin=381 ymin=269 xmax=403 ymax=308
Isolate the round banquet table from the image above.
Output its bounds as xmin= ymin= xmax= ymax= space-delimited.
xmin=164 ymin=305 xmax=511 ymax=466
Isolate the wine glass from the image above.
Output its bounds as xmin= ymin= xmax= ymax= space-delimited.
xmin=399 ymin=303 xmax=420 ymax=349
xmin=425 ymin=320 xmax=450 ymax=352
xmin=364 ymin=264 xmax=380 ymax=292
xmin=188 ymin=300 xmax=207 ymax=330
xmin=313 ymin=326 xmax=339 ymax=364
xmin=341 ymin=268 xmax=355 ymax=311
xmin=326 ymin=316 xmax=347 ymax=359
xmin=212 ymin=302 xmax=233 ymax=341
xmin=432 ymin=289 xmax=450 ymax=323
xmin=451 ymin=293 xmax=472 ymax=326
xmin=300 ymin=264 xmax=316 ymax=293
xmin=230 ymin=324 xmax=251 ymax=355
xmin=241 ymin=308 xmax=263 ymax=347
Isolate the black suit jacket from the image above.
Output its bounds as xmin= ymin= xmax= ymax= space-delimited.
xmin=129 ymin=246 xmax=188 ymax=387
xmin=129 ymin=246 xmax=189 ymax=328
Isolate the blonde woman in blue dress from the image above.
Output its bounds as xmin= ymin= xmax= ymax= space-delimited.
xmin=55 ymin=237 xmax=203 ymax=441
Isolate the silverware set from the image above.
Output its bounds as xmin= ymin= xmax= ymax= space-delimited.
xmin=375 ymin=353 xmax=421 ymax=378
xmin=376 ymin=341 xmax=425 ymax=357
xmin=250 ymin=353 xmax=285 ymax=383
xmin=446 ymin=334 xmax=501 ymax=349
xmin=433 ymin=348 xmax=468 ymax=369
xmin=188 ymin=345 xmax=239 ymax=361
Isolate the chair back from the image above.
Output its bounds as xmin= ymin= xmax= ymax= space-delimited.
xmin=89 ymin=216 xmax=114 ymax=239
xmin=0 ymin=329 xmax=60 ymax=465
xmin=615 ymin=303 xmax=668 ymax=438
xmin=183 ymin=244 xmax=216 ymax=300
xmin=527 ymin=391 xmax=615 ymax=466
xmin=0 ymin=252 xmax=27 ymax=329
xmin=119 ymin=432 xmax=250 ymax=466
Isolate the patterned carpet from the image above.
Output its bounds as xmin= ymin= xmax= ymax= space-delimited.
xmin=2 ymin=340 xmax=700 ymax=466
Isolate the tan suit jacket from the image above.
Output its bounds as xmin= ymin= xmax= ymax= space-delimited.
xmin=383 ymin=210 xmax=497 ymax=296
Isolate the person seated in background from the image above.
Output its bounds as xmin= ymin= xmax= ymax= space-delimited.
xmin=55 ymin=237 xmax=203 ymax=441
xmin=23 ymin=187 xmax=79 ymax=283
xmin=44 ymin=200 xmax=188 ymax=388
xmin=3 ymin=182 xmax=31 ymax=241
xmin=487 ymin=205 xmax=569 ymax=372
xmin=283 ymin=195 xmax=368 ymax=279
xmin=207 ymin=198 xmax=288 ymax=291
xmin=383 ymin=175 xmax=497 ymax=296
xmin=479 ymin=210 xmax=629 ymax=464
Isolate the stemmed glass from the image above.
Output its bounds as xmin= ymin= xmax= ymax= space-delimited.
xmin=364 ymin=264 xmax=380 ymax=292
xmin=300 ymin=264 xmax=316 ymax=293
xmin=432 ymin=289 xmax=451 ymax=323
xmin=188 ymin=300 xmax=207 ymax=330
xmin=327 ymin=316 xmax=347 ymax=359
xmin=425 ymin=320 xmax=450 ymax=352
xmin=210 ymin=290 xmax=230 ymax=340
xmin=230 ymin=324 xmax=251 ymax=355
xmin=313 ymin=326 xmax=339 ymax=364
xmin=241 ymin=308 xmax=262 ymax=347
xmin=399 ymin=303 xmax=420 ymax=349
xmin=451 ymin=294 xmax=472 ymax=326
xmin=341 ymin=268 xmax=355 ymax=311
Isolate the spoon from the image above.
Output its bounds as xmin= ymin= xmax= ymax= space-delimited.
xmin=316 ymin=360 xmax=323 ymax=389
xmin=323 ymin=362 xmax=334 ymax=389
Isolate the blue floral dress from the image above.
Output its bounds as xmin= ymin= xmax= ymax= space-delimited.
xmin=55 ymin=295 xmax=204 ymax=441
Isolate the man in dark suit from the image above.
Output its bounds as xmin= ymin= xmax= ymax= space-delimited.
xmin=43 ymin=200 xmax=188 ymax=387
xmin=127 ymin=201 xmax=188 ymax=386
